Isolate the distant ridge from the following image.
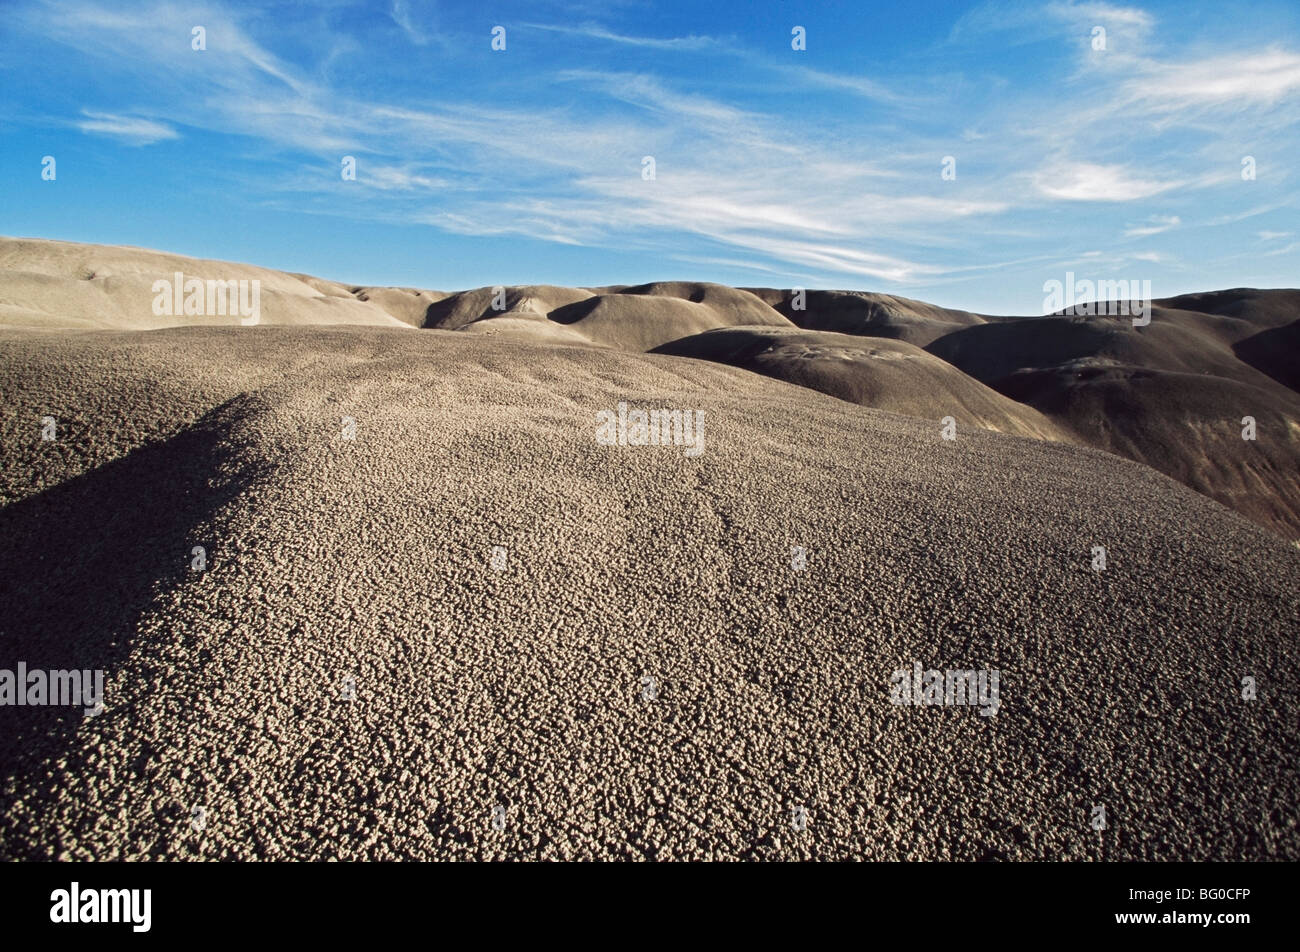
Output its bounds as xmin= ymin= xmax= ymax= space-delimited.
xmin=3 ymin=234 xmax=1297 ymax=539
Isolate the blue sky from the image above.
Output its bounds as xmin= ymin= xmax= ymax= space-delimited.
xmin=2 ymin=0 xmax=1297 ymax=313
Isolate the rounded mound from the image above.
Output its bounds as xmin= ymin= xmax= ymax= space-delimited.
xmin=2 ymin=326 xmax=1296 ymax=860
xmin=656 ymin=325 xmax=1075 ymax=442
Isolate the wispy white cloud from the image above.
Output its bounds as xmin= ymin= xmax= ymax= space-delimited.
xmin=1034 ymin=163 xmax=1180 ymax=202
xmin=1048 ymin=1 xmax=1154 ymax=31
xmin=522 ymin=22 xmax=721 ymax=51
xmin=949 ymin=0 xmax=1152 ymax=46
xmin=1124 ymin=215 xmax=1181 ymax=238
xmin=1263 ymin=241 xmax=1300 ymax=257
xmin=76 ymin=110 xmax=178 ymax=144
xmin=1204 ymin=203 xmax=1296 ymax=226
xmin=7 ymin=0 xmax=1299 ymax=300
xmin=1125 ymin=49 xmax=1300 ymax=110
xmin=769 ymin=62 xmax=905 ymax=104
xmin=389 ymin=0 xmax=429 ymax=46
xmin=359 ymin=164 xmax=450 ymax=191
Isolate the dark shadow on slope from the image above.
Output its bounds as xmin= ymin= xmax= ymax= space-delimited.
xmin=547 ymin=297 xmax=604 ymax=325
xmin=1234 ymin=318 xmax=1300 ymax=394
xmin=0 ymin=395 xmax=272 ymax=855
xmin=419 ymin=293 xmax=472 ymax=329
xmin=925 ymin=319 xmax=1128 ymax=383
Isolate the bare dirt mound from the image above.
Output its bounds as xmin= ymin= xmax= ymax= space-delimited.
xmin=547 ymin=292 xmax=791 ymax=352
xmin=745 ymin=288 xmax=987 ymax=347
xmin=619 ymin=281 xmax=787 ymax=328
xmin=347 ymin=286 xmax=452 ymax=328
xmin=0 ymin=237 xmax=411 ymax=330
xmin=3 ymin=236 xmax=1296 ymax=540
xmin=422 ymin=285 xmax=598 ymax=331
xmin=1 ymin=326 xmax=1296 ymax=861
xmin=654 ymin=325 xmax=1074 ymax=443
xmin=926 ymin=306 xmax=1300 ymax=539
xmin=428 ymin=281 xmax=792 ymax=351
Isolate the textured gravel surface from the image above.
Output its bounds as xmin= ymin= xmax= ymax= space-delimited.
xmin=1 ymin=326 xmax=1297 ymax=860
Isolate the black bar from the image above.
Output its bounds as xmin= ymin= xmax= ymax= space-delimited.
xmin=0 ymin=861 xmax=1285 ymax=940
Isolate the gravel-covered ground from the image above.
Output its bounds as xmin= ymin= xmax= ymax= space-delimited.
xmin=1 ymin=325 xmax=1297 ymax=860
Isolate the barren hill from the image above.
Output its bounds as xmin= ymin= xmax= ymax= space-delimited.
xmin=1 ymin=325 xmax=1296 ymax=860
xmin=2 ymin=236 xmax=1298 ymax=860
